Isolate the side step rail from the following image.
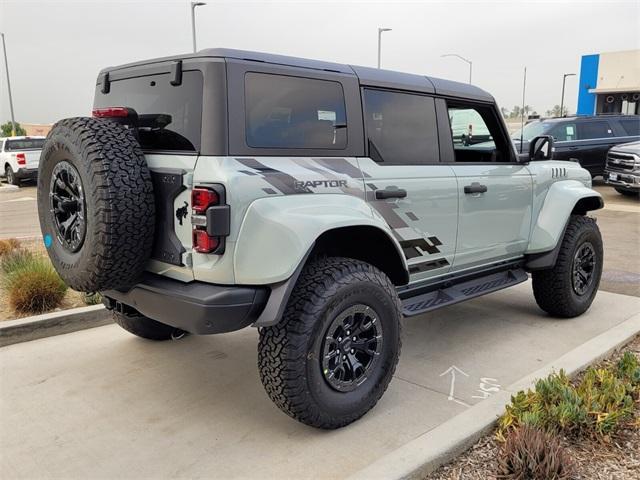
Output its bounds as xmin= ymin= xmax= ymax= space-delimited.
xmin=402 ymin=268 xmax=528 ymax=317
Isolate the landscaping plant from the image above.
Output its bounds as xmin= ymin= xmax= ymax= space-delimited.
xmin=0 ymin=248 xmax=34 ymax=275
xmin=0 ymin=238 xmax=21 ymax=257
xmin=498 ymin=352 xmax=640 ymax=440
xmin=81 ymin=292 xmax=103 ymax=306
xmin=497 ymin=425 xmax=574 ymax=480
xmin=1 ymin=254 xmax=67 ymax=314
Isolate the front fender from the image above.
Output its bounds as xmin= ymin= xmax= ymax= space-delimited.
xmin=526 ymin=180 xmax=603 ymax=254
xmin=234 ymin=194 xmax=406 ymax=284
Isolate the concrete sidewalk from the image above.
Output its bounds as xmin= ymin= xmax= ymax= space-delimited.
xmin=2 ymin=282 xmax=639 ymax=479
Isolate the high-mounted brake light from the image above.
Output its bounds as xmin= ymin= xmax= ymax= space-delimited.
xmin=92 ymin=107 xmax=129 ymax=118
xmin=16 ymin=153 xmax=26 ymax=166
xmin=192 ymin=188 xmax=219 ymax=214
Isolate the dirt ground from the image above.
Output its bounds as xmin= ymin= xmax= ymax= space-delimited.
xmin=426 ymin=335 xmax=640 ymax=480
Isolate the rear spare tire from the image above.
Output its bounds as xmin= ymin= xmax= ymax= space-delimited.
xmin=37 ymin=117 xmax=155 ymax=292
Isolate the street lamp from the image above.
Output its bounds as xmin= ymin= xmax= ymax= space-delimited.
xmin=191 ymin=1 xmax=207 ymax=53
xmin=377 ymin=27 xmax=392 ymax=69
xmin=560 ymin=73 xmax=576 ymax=118
xmin=441 ymin=53 xmax=473 ymax=84
xmin=0 ymin=33 xmax=17 ymax=136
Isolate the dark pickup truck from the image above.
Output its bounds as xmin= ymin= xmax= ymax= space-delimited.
xmin=513 ymin=114 xmax=640 ymax=177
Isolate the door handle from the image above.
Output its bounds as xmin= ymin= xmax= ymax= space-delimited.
xmin=375 ymin=188 xmax=407 ymax=200
xmin=464 ymin=182 xmax=488 ymax=194
xmin=569 ymin=146 xmax=579 ymax=151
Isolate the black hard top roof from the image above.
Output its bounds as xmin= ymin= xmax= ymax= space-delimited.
xmin=101 ymin=48 xmax=494 ymax=102
xmin=531 ymin=114 xmax=639 ymax=124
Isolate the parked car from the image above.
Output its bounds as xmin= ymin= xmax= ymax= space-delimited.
xmin=512 ymin=115 xmax=640 ymax=177
xmin=1 ymin=136 xmax=45 ymax=186
xmin=37 ymin=49 xmax=604 ymax=429
xmin=605 ymin=141 xmax=640 ymax=196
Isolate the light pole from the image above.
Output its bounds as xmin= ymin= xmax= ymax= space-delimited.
xmin=0 ymin=33 xmax=17 ymax=136
xmin=377 ymin=27 xmax=392 ymax=69
xmin=441 ymin=53 xmax=473 ymax=84
xmin=191 ymin=2 xmax=207 ymax=53
xmin=560 ymin=73 xmax=576 ymax=118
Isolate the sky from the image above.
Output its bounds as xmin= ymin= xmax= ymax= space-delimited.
xmin=0 ymin=0 xmax=639 ymax=125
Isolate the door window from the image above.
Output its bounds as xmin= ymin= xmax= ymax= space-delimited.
xmin=619 ymin=118 xmax=640 ymax=136
xmin=445 ymin=102 xmax=511 ymax=162
xmin=245 ymin=72 xmax=347 ymax=149
xmin=577 ymin=121 xmax=614 ymax=140
xmin=362 ymin=89 xmax=439 ymax=165
xmin=549 ymin=123 xmax=577 ymax=141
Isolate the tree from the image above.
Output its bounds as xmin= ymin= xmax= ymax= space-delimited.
xmin=550 ymin=105 xmax=568 ymax=118
xmin=1 ymin=121 xmax=27 ymax=137
xmin=509 ymin=106 xmax=521 ymax=119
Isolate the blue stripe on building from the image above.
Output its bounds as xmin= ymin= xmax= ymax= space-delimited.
xmin=577 ymin=54 xmax=600 ymax=115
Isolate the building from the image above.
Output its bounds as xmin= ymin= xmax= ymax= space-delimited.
xmin=22 ymin=123 xmax=52 ymax=136
xmin=577 ymin=49 xmax=640 ymax=115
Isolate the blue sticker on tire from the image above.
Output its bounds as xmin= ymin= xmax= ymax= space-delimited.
xmin=44 ymin=234 xmax=52 ymax=248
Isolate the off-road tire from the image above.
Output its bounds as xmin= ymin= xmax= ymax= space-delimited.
xmin=532 ymin=215 xmax=603 ymax=318
xmin=113 ymin=311 xmax=187 ymax=341
xmin=37 ymin=117 xmax=155 ymax=292
xmin=5 ymin=165 xmax=18 ymax=186
xmin=258 ymin=257 xmax=402 ymax=429
xmin=614 ymin=187 xmax=639 ymax=197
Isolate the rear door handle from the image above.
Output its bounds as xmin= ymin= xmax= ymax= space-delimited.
xmin=375 ymin=188 xmax=407 ymax=200
xmin=464 ymin=182 xmax=488 ymax=194
xmin=569 ymin=146 xmax=579 ymax=151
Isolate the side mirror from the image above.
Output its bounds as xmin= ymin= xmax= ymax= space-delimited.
xmin=529 ymin=135 xmax=554 ymax=161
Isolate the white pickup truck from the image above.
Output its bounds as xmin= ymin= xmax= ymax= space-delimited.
xmin=1 ymin=136 xmax=45 ymax=186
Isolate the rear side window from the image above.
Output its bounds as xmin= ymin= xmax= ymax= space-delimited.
xmin=94 ymin=71 xmax=203 ymax=152
xmin=619 ymin=118 xmax=640 ymax=136
xmin=363 ymin=89 xmax=438 ymax=164
xmin=5 ymin=139 xmax=45 ymax=151
xmin=245 ymin=73 xmax=347 ymax=149
xmin=577 ymin=121 xmax=614 ymax=140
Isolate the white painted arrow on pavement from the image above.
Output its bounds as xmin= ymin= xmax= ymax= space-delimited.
xmin=439 ymin=365 xmax=470 ymax=407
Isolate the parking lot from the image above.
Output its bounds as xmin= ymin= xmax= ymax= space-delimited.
xmin=0 ymin=180 xmax=639 ymax=479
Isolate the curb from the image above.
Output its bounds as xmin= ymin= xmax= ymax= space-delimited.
xmin=348 ymin=312 xmax=640 ymax=480
xmin=0 ymin=184 xmax=19 ymax=194
xmin=0 ymin=305 xmax=112 ymax=347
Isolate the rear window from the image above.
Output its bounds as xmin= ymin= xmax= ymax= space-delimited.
xmin=94 ymin=70 xmax=203 ymax=152
xmin=577 ymin=121 xmax=614 ymax=140
xmin=619 ymin=118 xmax=640 ymax=136
xmin=245 ymin=72 xmax=347 ymax=149
xmin=5 ymin=139 xmax=45 ymax=151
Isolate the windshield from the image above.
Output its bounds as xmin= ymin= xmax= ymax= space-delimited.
xmin=5 ymin=139 xmax=45 ymax=151
xmin=511 ymin=121 xmax=549 ymax=141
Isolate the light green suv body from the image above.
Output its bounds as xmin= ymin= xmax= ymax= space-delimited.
xmin=49 ymin=48 xmax=603 ymax=428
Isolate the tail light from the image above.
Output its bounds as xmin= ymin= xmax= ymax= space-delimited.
xmin=192 ymin=187 xmax=219 ymax=214
xmin=16 ymin=153 xmax=26 ymax=166
xmin=191 ymin=186 xmax=229 ymax=254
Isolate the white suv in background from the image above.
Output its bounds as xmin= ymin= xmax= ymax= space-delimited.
xmin=1 ymin=136 xmax=45 ymax=186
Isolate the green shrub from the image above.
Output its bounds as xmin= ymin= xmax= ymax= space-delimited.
xmin=498 ymin=354 xmax=639 ymax=439
xmin=2 ymin=256 xmax=67 ymax=314
xmin=0 ymin=248 xmax=35 ymax=275
xmin=81 ymin=292 xmax=102 ymax=306
xmin=497 ymin=425 xmax=574 ymax=480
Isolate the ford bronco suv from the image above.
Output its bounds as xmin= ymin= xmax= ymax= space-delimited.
xmin=37 ymin=49 xmax=604 ymax=429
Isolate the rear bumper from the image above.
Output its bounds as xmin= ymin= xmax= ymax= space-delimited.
xmin=15 ymin=168 xmax=38 ymax=180
xmin=604 ymin=169 xmax=640 ymax=191
xmin=102 ymin=273 xmax=269 ymax=334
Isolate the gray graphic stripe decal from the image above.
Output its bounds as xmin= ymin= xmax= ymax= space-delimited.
xmin=293 ymin=159 xmax=364 ymax=198
xmin=312 ymin=158 xmax=371 ymax=179
xmin=408 ymin=258 xmax=450 ymax=274
xmin=235 ymin=158 xmax=311 ymax=195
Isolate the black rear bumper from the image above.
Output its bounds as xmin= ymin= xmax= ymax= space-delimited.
xmin=102 ymin=273 xmax=269 ymax=334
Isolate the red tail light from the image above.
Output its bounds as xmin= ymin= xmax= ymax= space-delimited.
xmin=16 ymin=153 xmax=26 ymax=166
xmin=92 ymin=107 xmax=130 ymax=118
xmin=193 ymin=228 xmax=220 ymax=253
xmin=192 ymin=188 xmax=219 ymax=214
